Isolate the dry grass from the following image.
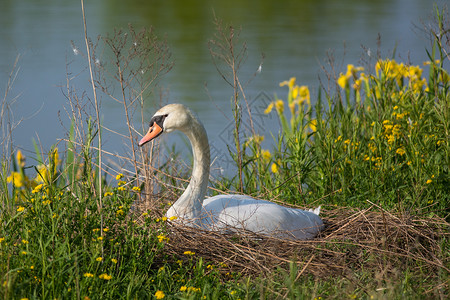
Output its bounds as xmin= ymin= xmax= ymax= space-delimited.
xmin=136 ymin=201 xmax=448 ymax=292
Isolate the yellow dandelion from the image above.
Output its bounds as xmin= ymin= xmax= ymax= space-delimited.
xmin=17 ymin=206 xmax=25 ymax=212
xmin=115 ymin=173 xmax=123 ymax=180
xmin=169 ymin=216 xmax=178 ymax=221
xmin=180 ymin=286 xmax=187 ymax=292
xmin=426 ymin=179 xmax=432 ymax=184
xmin=132 ymin=186 xmax=141 ymax=192
xmin=154 ymin=290 xmax=165 ymax=299
xmin=83 ymin=273 xmax=94 ymax=278
xmin=111 ymin=258 xmax=118 ymax=264
xmin=183 ymin=251 xmax=195 ymax=256
xmin=96 ymin=257 xmax=102 ymax=262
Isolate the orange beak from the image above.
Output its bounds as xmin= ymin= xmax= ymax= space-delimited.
xmin=138 ymin=122 xmax=163 ymax=146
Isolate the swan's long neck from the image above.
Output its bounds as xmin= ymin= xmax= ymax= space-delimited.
xmin=166 ymin=116 xmax=210 ymax=222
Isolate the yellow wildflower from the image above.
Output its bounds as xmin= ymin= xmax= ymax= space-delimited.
xmin=275 ymin=99 xmax=284 ymax=113
xmin=132 ymin=186 xmax=141 ymax=192
xmin=16 ymin=150 xmax=26 ymax=168
xmin=104 ymin=191 xmax=113 ymax=197
xmin=7 ymin=172 xmax=25 ymax=188
xmin=183 ymin=251 xmax=195 ymax=256
xmin=154 ymin=290 xmax=165 ymax=299
xmin=157 ymin=234 xmax=169 ymax=243
xmin=83 ymin=273 xmax=94 ymax=278
xmin=337 ymin=73 xmax=349 ymax=89
xmin=17 ymin=206 xmax=25 ymax=212
xmin=111 ymin=258 xmax=118 ymax=264
xmin=279 ymin=77 xmax=296 ymax=88
xmin=98 ymin=273 xmax=112 ymax=280
xmin=396 ymin=148 xmax=406 ymax=156
xmin=32 ymin=184 xmax=44 ymax=194
xmin=115 ymin=173 xmax=123 ymax=180
xmin=309 ymin=119 xmax=317 ymax=132
xmin=96 ymin=257 xmax=102 ymax=262
xmin=264 ymin=102 xmax=274 ymax=114
xmin=261 ymin=149 xmax=271 ymax=162
xmin=169 ymin=216 xmax=178 ymax=221
xmin=271 ymin=162 xmax=279 ymax=174
xmin=426 ymin=179 xmax=432 ymax=184
xmin=180 ymin=286 xmax=187 ymax=292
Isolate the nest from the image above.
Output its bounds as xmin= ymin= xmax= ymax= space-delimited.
xmin=156 ymin=205 xmax=449 ymax=284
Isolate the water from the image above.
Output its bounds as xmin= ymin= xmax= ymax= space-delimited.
xmin=0 ymin=0 xmax=447 ymax=172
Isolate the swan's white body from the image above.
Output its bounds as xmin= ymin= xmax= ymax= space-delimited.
xmin=139 ymin=104 xmax=324 ymax=240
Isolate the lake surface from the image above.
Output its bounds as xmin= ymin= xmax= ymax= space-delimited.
xmin=0 ymin=0 xmax=447 ymax=172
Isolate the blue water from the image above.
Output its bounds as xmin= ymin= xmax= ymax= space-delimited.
xmin=0 ymin=0 xmax=447 ymax=173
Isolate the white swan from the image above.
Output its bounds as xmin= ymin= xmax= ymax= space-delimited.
xmin=139 ymin=104 xmax=324 ymax=239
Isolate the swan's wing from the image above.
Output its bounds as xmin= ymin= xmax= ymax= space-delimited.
xmin=202 ymin=195 xmax=324 ymax=239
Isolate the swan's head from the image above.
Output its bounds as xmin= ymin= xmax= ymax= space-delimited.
xmin=138 ymin=103 xmax=193 ymax=147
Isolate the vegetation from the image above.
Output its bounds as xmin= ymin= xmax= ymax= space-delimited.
xmin=0 ymin=5 xmax=448 ymax=300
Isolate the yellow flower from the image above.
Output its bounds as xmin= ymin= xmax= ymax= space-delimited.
xmin=180 ymin=286 xmax=187 ymax=292
xmin=183 ymin=251 xmax=195 ymax=256
xmin=261 ymin=149 xmax=271 ymax=162
xmin=169 ymin=216 xmax=178 ymax=221
xmin=154 ymin=290 xmax=165 ymax=299
xmin=111 ymin=258 xmax=118 ymax=264
xmin=117 ymin=180 xmax=126 ymax=186
xmin=104 ymin=192 xmax=113 ymax=197
xmin=117 ymin=186 xmax=125 ymax=191
xmin=96 ymin=257 xmax=102 ymax=262
xmin=22 ymin=239 xmax=29 ymax=244
xmin=97 ymin=236 xmax=103 ymax=241
xmin=426 ymin=179 xmax=432 ymax=184
xmin=115 ymin=173 xmax=123 ymax=180
xmin=83 ymin=273 xmax=94 ymax=278
xmin=98 ymin=273 xmax=112 ymax=280
xmin=264 ymin=102 xmax=274 ymax=114
xmin=275 ymin=99 xmax=284 ymax=113
xmin=32 ymin=184 xmax=44 ymax=194
xmin=132 ymin=186 xmax=141 ymax=192
xmin=7 ymin=172 xmax=25 ymax=188
xmin=271 ymin=163 xmax=279 ymax=174
xmin=396 ymin=148 xmax=406 ymax=156
xmin=337 ymin=73 xmax=349 ymax=89
xmin=309 ymin=119 xmax=317 ymax=132
xmin=17 ymin=206 xmax=25 ymax=212
xmin=157 ymin=234 xmax=169 ymax=243
xmin=16 ymin=150 xmax=26 ymax=168
xmin=0 ymin=238 xmax=5 ymax=243
xmin=279 ymin=77 xmax=296 ymax=88
xmin=116 ymin=209 xmax=124 ymax=215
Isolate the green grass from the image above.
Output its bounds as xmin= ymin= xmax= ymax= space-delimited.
xmin=1 ymin=6 xmax=449 ymax=300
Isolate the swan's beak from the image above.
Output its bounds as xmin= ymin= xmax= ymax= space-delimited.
xmin=138 ymin=122 xmax=163 ymax=146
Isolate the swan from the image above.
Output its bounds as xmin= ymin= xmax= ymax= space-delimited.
xmin=138 ymin=104 xmax=324 ymax=239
